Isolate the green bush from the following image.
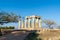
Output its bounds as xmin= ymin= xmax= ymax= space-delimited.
xmin=9 ymin=26 xmax=14 ymax=29
xmin=0 ymin=26 xmax=14 ymax=29
xmin=24 ymin=31 xmax=42 ymax=40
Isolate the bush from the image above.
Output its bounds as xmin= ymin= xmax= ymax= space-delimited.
xmin=0 ymin=26 xmax=14 ymax=29
xmin=9 ymin=26 xmax=14 ymax=29
xmin=24 ymin=31 xmax=42 ymax=40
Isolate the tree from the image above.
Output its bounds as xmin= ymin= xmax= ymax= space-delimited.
xmin=0 ymin=11 xmax=21 ymax=36
xmin=0 ymin=12 xmax=21 ymax=24
xmin=43 ymin=20 xmax=56 ymax=29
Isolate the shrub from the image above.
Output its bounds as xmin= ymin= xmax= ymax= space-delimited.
xmin=9 ymin=26 xmax=14 ymax=29
xmin=0 ymin=26 xmax=14 ymax=29
xmin=24 ymin=31 xmax=42 ymax=40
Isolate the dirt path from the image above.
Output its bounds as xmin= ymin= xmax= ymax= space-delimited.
xmin=0 ymin=31 xmax=30 ymax=40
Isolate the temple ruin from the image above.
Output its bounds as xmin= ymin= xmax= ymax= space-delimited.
xmin=18 ymin=15 xmax=42 ymax=30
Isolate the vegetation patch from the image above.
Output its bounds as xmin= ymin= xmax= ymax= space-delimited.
xmin=0 ymin=26 xmax=14 ymax=29
xmin=24 ymin=31 xmax=42 ymax=40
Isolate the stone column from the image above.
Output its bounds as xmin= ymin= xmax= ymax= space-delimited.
xmin=25 ymin=19 xmax=27 ymax=28
xmin=18 ymin=20 xmax=21 ymax=29
xmin=26 ymin=18 xmax=28 ymax=28
xmin=39 ymin=19 xmax=42 ymax=28
xmin=28 ymin=18 xmax=31 ymax=28
xmin=35 ymin=18 xmax=39 ymax=30
xmin=21 ymin=20 xmax=24 ymax=29
xmin=31 ymin=18 xmax=35 ymax=29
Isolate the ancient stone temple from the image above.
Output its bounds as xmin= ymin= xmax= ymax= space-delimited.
xmin=18 ymin=15 xmax=42 ymax=30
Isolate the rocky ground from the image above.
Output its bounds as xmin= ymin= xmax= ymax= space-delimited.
xmin=0 ymin=31 xmax=30 ymax=40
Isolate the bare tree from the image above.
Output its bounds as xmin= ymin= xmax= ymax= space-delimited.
xmin=43 ymin=20 xmax=56 ymax=29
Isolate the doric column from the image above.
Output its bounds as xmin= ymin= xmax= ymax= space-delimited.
xmin=39 ymin=19 xmax=42 ymax=28
xmin=26 ymin=18 xmax=28 ymax=28
xmin=18 ymin=20 xmax=21 ymax=29
xmin=25 ymin=19 xmax=27 ymax=28
xmin=28 ymin=18 xmax=31 ymax=28
xmin=35 ymin=18 xmax=39 ymax=29
xmin=31 ymin=18 xmax=35 ymax=29
xmin=21 ymin=20 xmax=24 ymax=29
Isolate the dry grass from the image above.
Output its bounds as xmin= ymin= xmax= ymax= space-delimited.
xmin=38 ymin=29 xmax=60 ymax=40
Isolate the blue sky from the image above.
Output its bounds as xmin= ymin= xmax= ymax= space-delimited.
xmin=0 ymin=0 xmax=60 ymax=28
